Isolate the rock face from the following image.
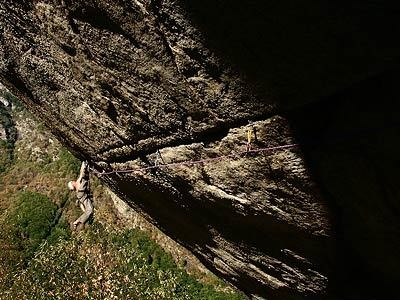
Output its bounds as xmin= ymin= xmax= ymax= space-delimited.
xmin=1 ymin=1 xmax=399 ymax=299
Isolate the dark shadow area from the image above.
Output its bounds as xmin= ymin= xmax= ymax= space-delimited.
xmin=178 ymin=2 xmax=400 ymax=298
xmin=67 ymin=1 xmax=141 ymax=48
xmin=180 ymin=0 xmax=399 ymax=108
xmin=195 ymin=196 xmax=332 ymax=300
xmin=284 ymin=68 xmax=400 ymax=300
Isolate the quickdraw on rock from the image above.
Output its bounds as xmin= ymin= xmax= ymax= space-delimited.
xmin=246 ymin=128 xmax=252 ymax=152
xmin=154 ymin=149 xmax=164 ymax=167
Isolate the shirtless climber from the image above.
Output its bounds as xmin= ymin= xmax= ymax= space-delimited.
xmin=68 ymin=161 xmax=93 ymax=229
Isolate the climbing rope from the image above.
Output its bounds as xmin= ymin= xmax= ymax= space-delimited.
xmin=90 ymin=143 xmax=299 ymax=176
xmin=87 ymin=117 xmax=400 ymax=177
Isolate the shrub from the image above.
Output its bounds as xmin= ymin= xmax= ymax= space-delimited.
xmin=0 ymin=191 xmax=57 ymax=269
xmin=1 ymin=223 xmax=245 ymax=300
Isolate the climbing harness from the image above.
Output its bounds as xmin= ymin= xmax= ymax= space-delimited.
xmin=90 ymin=143 xmax=299 ymax=176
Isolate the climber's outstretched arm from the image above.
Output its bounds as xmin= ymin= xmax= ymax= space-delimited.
xmin=76 ymin=161 xmax=88 ymax=184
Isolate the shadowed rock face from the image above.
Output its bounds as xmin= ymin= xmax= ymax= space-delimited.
xmin=1 ymin=1 xmax=399 ymax=299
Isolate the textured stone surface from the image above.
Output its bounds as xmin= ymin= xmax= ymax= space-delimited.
xmin=1 ymin=1 xmax=399 ymax=299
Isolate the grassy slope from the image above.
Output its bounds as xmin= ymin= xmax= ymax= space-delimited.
xmin=0 ymin=95 xmax=245 ymax=299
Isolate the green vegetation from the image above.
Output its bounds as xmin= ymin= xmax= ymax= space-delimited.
xmin=0 ymin=140 xmax=12 ymax=173
xmin=3 ymin=191 xmax=57 ymax=259
xmin=0 ymin=89 xmax=19 ymax=163
xmin=2 ymin=223 xmax=244 ymax=300
xmin=0 ymin=90 xmax=245 ymax=299
xmin=0 ymin=89 xmax=23 ymax=112
xmin=1 ymin=199 xmax=244 ymax=299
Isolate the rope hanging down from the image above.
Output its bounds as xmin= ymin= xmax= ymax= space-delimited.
xmin=90 ymin=143 xmax=299 ymax=176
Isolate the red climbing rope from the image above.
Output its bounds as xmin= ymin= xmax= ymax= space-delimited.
xmin=91 ymin=143 xmax=299 ymax=176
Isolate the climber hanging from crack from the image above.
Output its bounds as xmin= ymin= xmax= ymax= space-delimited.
xmin=68 ymin=160 xmax=93 ymax=230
